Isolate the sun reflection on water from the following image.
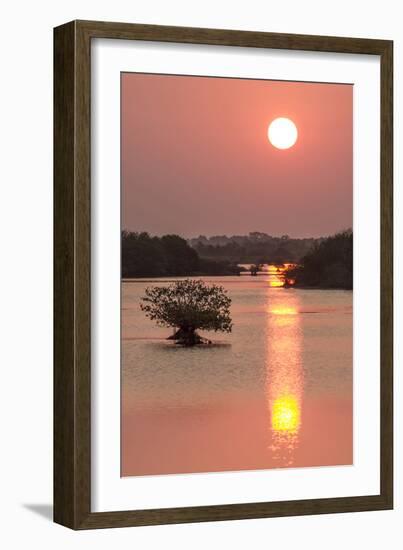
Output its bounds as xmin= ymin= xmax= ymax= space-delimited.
xmin=271 ymin=395 xmax=301 ymax=433
xmin=265 ymin=291 xmax=304 ymax=466
xmin=265 ymin=263 xmax=297 ymax=288
xmin=269 ymin=307 xmax=298 ymax=316
xmin=268 ymin=279 xmax=284 ymax=288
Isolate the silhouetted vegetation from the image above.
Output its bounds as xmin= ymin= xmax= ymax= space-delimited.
xmin=122 ymin=230 xmax=352 ymax=287
xmin=284 ymin=230 xmax=353 ymax=289
xmin=122 ymin=231 xmax=242 ymax=278
xmin=140 ymin=279 xmax=232 ymax=346
xmin=189 ymin=232 xmax=318 ymax=265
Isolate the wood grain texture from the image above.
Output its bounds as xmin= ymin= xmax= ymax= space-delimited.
xmin=54 ymin=21 xmax=76 ymax=528
xmin=54 ymin=20 xmax=91 ymax=528
xmin=74 ymin=19 xmax=391 ymax=54
xmin=54 ymin=20 xmax=393 ymax=530
xmin=380 ymin=41 xmax=393 ymax=506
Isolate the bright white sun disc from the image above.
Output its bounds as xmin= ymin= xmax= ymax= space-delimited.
xmin=268 ymin=118 xmax=298 ymax=149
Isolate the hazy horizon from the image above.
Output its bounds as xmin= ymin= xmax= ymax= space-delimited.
xmin=122 ymin=227 xmax=352 ymax=240
xmin=122 ymin=73 xmax=352 ymax=238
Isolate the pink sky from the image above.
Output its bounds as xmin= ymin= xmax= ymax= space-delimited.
xmin=121 ymin=73 xmax=352 ymax=238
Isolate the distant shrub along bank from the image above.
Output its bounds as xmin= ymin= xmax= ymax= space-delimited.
xmin=122 ymin=231 xmax=242 ymax=278
xmin=284 ymin=230 xmax=353 ymax=290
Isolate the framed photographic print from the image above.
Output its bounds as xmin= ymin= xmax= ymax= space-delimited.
xmin=54 ymin=20 xmax=393 ymax=529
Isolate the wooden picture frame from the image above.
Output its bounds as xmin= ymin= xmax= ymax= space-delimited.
xmin=54 ymin=20 xmax=393 ymax=529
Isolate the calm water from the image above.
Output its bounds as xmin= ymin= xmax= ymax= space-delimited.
xmin=122 ymin=271 xmax=353 ymax=477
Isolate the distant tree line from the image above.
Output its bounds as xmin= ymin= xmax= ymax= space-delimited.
xmin=122 ymin=231 xmax=242 ymax=278
xmin=122 ymin=230 xmax=353 ymax=287
xmin=284 ymin=230 xmax=353 ymax=289
xmin=189 ymin=231 xmax=318 ymax=264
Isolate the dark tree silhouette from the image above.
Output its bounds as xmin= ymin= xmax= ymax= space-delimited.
xmin=159 ymin=234 xmax=199 ymax=275
xmin=121 ymin=231 xmax=241 ymax=277
xmin=284 ymin=230 xmax=353 ymax=289
xmin=140 ymin=279 xmax=232 ymax=346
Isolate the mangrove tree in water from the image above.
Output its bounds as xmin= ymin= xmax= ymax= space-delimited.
xmin=140 ymin=279 xmax=232 ymax=346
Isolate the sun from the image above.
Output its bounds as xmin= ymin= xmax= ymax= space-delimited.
xmin=268 ymin=118 xmax=298 ymax=150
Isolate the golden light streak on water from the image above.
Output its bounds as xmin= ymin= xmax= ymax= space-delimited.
xmin=271 ymin=395 xmax=301 ymax=433
xmin=268 ymin=279 xmax=284 ymax=287
xmin=269 ymin=306 xmax=298 ymax=315
xmin=265 ymin=291 xmax=304 ymax=466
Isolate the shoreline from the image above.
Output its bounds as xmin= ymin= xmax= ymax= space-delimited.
xmin=122 ymin=277 xmax=352 ymax=290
